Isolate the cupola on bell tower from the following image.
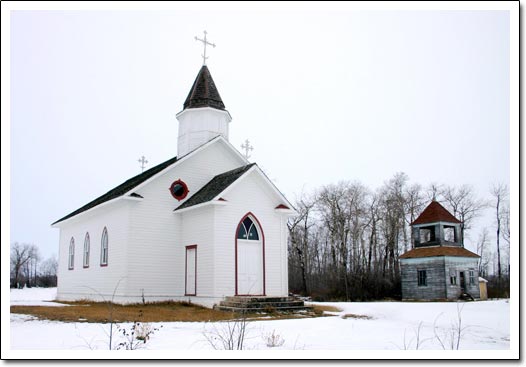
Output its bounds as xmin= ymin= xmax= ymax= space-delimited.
xmin=176 ymin=32 xmax=232 ymax=157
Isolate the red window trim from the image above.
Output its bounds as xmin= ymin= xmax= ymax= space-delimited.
xmin=83 ymin=232 xmax=90 ymax=269
xmin=100 ymin=227 xmax=109 ymax=267
xmin=185 ymin=245 xmax=197 ymax=296
xmin=169 ymin=179 xmax=190 ymax=201
xmin=235 ymin=212 xmax=266 ymax=296
xmin=68 ymin=237 xmax=75 ymax=270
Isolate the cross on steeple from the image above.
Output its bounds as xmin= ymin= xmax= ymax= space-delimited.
xmin=195 ymin=30 xmax=216 ymax=65
xmin=241 ymin=139 xmax=253 ymax=160
xmin=137 ymin=156 xmax=148 ymax=172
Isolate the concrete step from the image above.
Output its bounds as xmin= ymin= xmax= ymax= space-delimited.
xmin=219 ymin=300 xmax=305 ymax=308
xmin=217 ymin=296 xmax=310 ymax=314
xmin=223 ymin=296 xmax=296 ymax=303
xmin=218 ymin=305 xmax=314 ymax=313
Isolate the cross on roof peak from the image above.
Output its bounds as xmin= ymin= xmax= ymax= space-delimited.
xmin=195 ymin=30 xmax=216 ymax=65
xmin=241 ymin=139 xmax=254 ymax=160
xmin=137 ymin=155 xmax=148 ymax=172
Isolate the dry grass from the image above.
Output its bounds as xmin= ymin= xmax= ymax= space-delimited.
xmin=10 ymin=300 xmax=330 ymax=323
xmin=312 ymin=305 xmax=342 ymax=317
xmin=10 ymin=301 xmax=242 ymax=323
xmin=313 ymin=305 xmax=342 ymax=312
xmin=11 ymin=298 xmax=351 ymax=323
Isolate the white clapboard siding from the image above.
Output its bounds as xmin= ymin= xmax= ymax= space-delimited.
xmin=125 ymin=140 xmax=243 ymax=299
xmin=212 ymin=170 xmax=289 ymax=298
xmin=179 ymin=206 xmax=215 ymax=296
xmin=56 ymin=200 xmax=131 ymax=302
xmin=55 ymin=138 xmax=292 ymax=306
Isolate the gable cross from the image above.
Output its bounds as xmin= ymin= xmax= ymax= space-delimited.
xmin=241 ymin=139 xmax=254 ymax=160
xmin=137 ymin=156 xmax=148 ymax=172
xmin=195 ymin=30 xmax=216 ymax=65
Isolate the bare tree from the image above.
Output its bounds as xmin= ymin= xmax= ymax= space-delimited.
xmin=502 ymin=203 xmax=510 ymax=276
xmin=491 ymin=184 xmax=508 ymax=281
xmin=288 ymin=193 xmax=316 ymax=295
xmin=404 ymin=183 xmax=426 ymax=250
xmin=440 ymin=185 xmax=488 ymax=244
xmin=476 ymin=228 xmax=490 ymax=277
xmin=10 ymin=242 xmax=34 ymax=288
xmin=40 ymin=255 xmax=59 ymax=287
xmin=378 ymin=172 xmax=409 ymax=282
xmin=317 ymin=182 xmax=353 ymax=300
xmin=25 ymin=245 xmax=41 ymax=287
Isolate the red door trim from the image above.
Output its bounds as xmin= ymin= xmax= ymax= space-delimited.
xmin=185 ymin=244 xmax=197 ymax=296
xmin=235 ymin=212 xmax=266 ymax=296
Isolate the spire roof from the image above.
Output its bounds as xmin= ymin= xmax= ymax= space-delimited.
xmin=411 ymin=200 xmax=461 ymax=225
xmin=183 ymin=65 xmax=225 ymax=110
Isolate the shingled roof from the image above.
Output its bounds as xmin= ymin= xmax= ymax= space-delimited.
xmin=175 ymin=163 xmax=256 ymax=211
xmin=411 ymin=200 xmax=461 ymax=225
xmin=183 ymin=65 xmax=225 ymax=110
xmin=52 ymin=155 xmax=178 ymax=225
xmin=400 ymin=246 xmax=480 ymax=259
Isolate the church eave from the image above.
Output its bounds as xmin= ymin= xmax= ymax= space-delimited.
xmin=173 ymin=199 xmax=229 ymax=214
xmin=175 ymin=106 xmax=232 ymax=121
xmin=51 ymin=197 xmax=124 ymax=228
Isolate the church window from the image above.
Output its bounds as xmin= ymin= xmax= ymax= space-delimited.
xmin=169 ymin=179 xmax=189 ymax=201
xmin=237 ymin=216 xmax=260 ymax=240
xmin=68 ymin=237 xmax=75 ymax=270
xmin=83 ymin=232 xmax=90 ymax=268
xmin=101 ymin=227 xmax=109 ymax=266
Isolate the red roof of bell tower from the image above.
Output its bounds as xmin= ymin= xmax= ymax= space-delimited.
xmin=411 ymin=200 xmax=461 ymax=225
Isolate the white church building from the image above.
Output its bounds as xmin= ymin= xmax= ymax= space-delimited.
xmin=52 ymin=59 xmax=296 ymax=307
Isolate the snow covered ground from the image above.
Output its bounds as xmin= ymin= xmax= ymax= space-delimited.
xmin=6 ymin=288 xmax=515 ymax=359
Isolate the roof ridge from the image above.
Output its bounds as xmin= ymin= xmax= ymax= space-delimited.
xmin=175 ymin=163 xmax=256 ymax=211
xmin=52 ymin=155 xmax=178 ymax=225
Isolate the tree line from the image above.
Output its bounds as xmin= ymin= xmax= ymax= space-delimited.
xmin=10 ymin=242 xmax=58 ymax=288
xmin=287 ymin=172 xmax=510 ymax=301
xmin=10 ymin=173 xmax=510 ymax=298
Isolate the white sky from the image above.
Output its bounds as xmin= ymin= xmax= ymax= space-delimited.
xmin=3 ymin=2 xmax=517 ymax=261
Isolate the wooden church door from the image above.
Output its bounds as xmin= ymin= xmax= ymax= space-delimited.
xmin=185 ymin=245 xmax=197 ymax=296
xmin=236 ymin=215 xmax=264 ymax=295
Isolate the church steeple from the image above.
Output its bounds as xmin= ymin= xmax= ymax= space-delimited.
xmin=183 ymin=65 xmax=225 ymax=110
xmin=176 ymin=65 xmax=232 ymax=157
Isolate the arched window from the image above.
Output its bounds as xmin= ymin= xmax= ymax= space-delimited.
xmin=83 ymin=232 xmax=90 ymax=268
xmin=237 ymin=216 xmax=259 ymax=240
xmin=68 ymin=237 xmax=75 ymax=270
xmin=100 ymin=227 xmax=109 ymax=266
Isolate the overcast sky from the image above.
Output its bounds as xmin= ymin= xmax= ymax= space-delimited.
xmin=4 ymin=3 xmax=517 ymax=260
